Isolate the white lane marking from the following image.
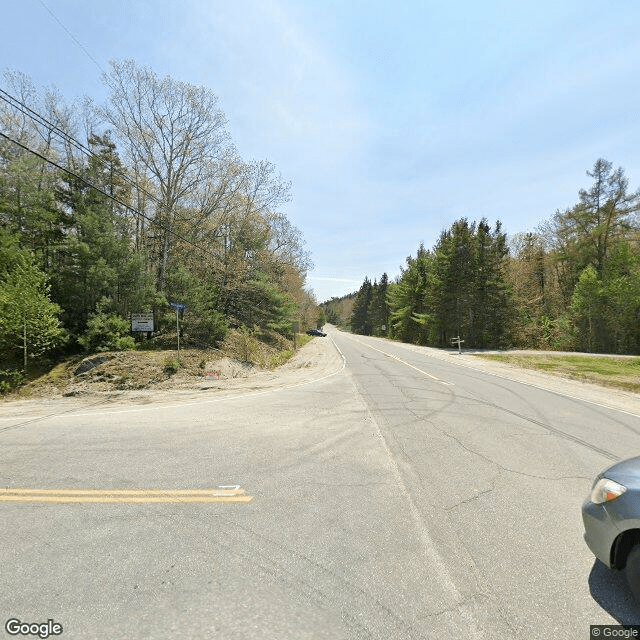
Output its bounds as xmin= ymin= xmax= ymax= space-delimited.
xmin=329 ymin=336 xmax=346 ymax=364
xmin=415 ymin=350 xmax=640 ymax=419
xmin=346 ymin=337 xmax=454 ymax=386
xmin=347 ymin=334 xmax=640 ymax=419
xmin=361 ymin=399 xmax=483 ymax=638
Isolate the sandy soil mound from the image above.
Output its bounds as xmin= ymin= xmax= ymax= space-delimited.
xmin=1 ymin=335 xmax=343 ymax=412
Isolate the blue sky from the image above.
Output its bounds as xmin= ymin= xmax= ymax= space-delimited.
xmin=2 ymin=0 xmax=640 ymax=302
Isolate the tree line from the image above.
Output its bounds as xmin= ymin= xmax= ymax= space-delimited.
xmin=324 ymin=159 xmax=640 ymax=354
xmin=0 ymin=61 xmax=317 ymax=376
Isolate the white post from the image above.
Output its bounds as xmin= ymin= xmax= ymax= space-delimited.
xmin=450 ymin=336 xmax=464 ymax=354
xmin=176 ymin=307 xmax=180 ymax=354
xmin=23 ymin=314 xmax=27 ymax=370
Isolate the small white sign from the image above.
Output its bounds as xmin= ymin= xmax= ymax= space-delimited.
xmin=131 ymin=313 xmax=154 ymax=332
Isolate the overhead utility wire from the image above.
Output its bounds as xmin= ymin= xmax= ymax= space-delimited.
xmin=0 ymin=88 xmax=162 ymax=211
xmin=7 ymin=5 xmax=272 ymax=318
xmin=0 ymin=88 xmax=234 ymax=255
xmin=0 ymin=88 xmax=264 ymax=266
xmin=0 ymin=131 xmax=210 ymax=260
xmin=0 ymin=88 xmax=91 ymax=157
xmin=0 ymin=93 xmax=282 ymax=319
xmin=36 ymin=0 xmax=107 ymax=76
xmin=0 ymin=132 xmax=268 ymax=319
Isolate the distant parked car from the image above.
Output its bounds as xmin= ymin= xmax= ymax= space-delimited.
xmin=306 ymin=329 xmax=327 ymax=337
xmin=582 ymin=456 xmax=640 ymax=601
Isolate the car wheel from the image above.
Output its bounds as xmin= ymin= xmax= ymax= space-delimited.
xmin=625 ymin=544 xmax=640 ymax=601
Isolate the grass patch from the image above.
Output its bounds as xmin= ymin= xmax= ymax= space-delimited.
xmin=163 ymin=357 xmax=182 ymax=375
xmin=254 ymin=334 xmax=312 ymax=369
xmin=43 ymin=361 xmax=75 ymax=382
xmin=475 ymin=354 xmax=640 ymax=392
xmin=263 ymin=349 xmax=294 ymax=369
xmin=297 ymin=333 xmax=313 ymax=348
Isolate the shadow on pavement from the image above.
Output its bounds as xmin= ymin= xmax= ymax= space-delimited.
xmin=589 ymin=560 xmax=640 ymax=624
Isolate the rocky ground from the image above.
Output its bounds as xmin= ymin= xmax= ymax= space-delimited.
xmin=0 ymin=336 xmax=344 ymax=418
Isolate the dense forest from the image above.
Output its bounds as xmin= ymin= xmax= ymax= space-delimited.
xmin=0 ymin=62 xmax=318 ymax=381
xmin=3 ymin=61 xmax=640 ymax=391
xmin=323 ymin=159 xmax=640 ymax=354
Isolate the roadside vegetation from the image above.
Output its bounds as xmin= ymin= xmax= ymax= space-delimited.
xmin=327 ymin=158 xmax=640 ymax=356
xmin=3 ymin=329 xmax=314 ymax=399
xmin=473 ymin=353 xmax=640 ymax=393
xmin=0 ymin=62 xmax=322 ymax=394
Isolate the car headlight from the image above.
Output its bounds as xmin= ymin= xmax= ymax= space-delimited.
xmin=590 ymin=477 xmax=627 ymax=504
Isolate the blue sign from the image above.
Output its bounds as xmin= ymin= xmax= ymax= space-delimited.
xmin=170 ymin=302 xmax=187 ymax=311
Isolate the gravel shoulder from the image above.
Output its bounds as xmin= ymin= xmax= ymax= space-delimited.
xmin=379 ymin=339 xmax=640 ymax=417
xmin=2 ymin=332 xmax=639 ymax=420
xmin=0 ymin=337 xmax=345 ymax=420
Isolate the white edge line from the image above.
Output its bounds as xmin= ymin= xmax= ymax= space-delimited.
xmin=348 ymin=336 xmax=454 ymax=386
xmin=353 ymin=335 xmax=640 ymax=419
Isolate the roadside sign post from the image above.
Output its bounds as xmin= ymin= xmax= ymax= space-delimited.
xmin=131 ymin=313 xmax=154 ymax=332
xmin=292 ymin=321 xmax=299 ymax=350
xmin=450 ymin=336 xmax=464 ymax=354
xmin=170 ymin=302 xmax=187 ymax=354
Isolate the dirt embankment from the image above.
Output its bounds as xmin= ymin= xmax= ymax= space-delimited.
xmin=0 ymin=332 xmax=342 ymax=411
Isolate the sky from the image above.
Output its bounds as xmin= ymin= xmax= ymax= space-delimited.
xmin=2 ymin=0 xmax=640 ymax=302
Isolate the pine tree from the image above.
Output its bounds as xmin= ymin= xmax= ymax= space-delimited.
xmin=0 ymin=254 xmax=66 ymax=369
xmin=548 ymin=159 xmax=640 ymax=303
xmin=53 ymin=133 xmax=155 ymax=339
xmin=388 ymin=246 xmax=432 ymax=344
xmin=369 ymin=272 xmax=389 ymax=336
xmin=350 ymin=278 xmax=373 ymax=335
xmin=429 ymin=219 xmax=510 ymax=347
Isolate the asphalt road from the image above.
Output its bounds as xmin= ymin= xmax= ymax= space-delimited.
xmin=1 ymin=327 xmax=639 ymax=639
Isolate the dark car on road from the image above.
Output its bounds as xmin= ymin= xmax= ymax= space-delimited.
xmin=306 ymin=329 xmax=327 ymax=337
xmin=582 ymin=456 xmax=640 ymax=601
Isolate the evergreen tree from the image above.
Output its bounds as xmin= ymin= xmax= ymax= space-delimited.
xmin=350 ymin=278 xmax=373 ymax=335
xmin=0 ymin=254 xmax=66 ymax=369
xmin=429 ymin=219 xmax=510 ymax=348
xmin=52 ymin=133 xmax=155 ymax=341
xmin=388 ymin=246 xmax=432 ymax=344
xmin=547 ymin=159 xmax=640 ymax=304
xmin=570 ymin=242 xmax=640 ymax=354
xmin=429 ymin=219 xmax=476 ymax=346
xmin=369 ymin=272 xmax=389 ymax=336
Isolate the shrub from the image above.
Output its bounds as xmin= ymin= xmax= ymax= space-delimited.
xmin=0 ymin=369 xmax=26 ymax=394
xmin=235 ymin=327 xmax=259 ymax=363
xmin=79 ymin=312 xmax=136 ymax=353
xmin=163 ymin=358 xmax=181 ymax=374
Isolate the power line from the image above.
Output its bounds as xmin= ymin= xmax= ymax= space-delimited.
xmin=0 ymin=88 xmax=271 ymax=272
xmin=0 ymin=88 xmax=162 ymax=212
xmin=0 ymin=131 xmax=210 ymax=260
xmin=0 ymin=132 xmax=268 ymax=319
xmin=0 ymin=87 xmax=243 ymax=252
xmin=0 ymin=98 xmax=290 ymax=319
xmin=35 ymin=0 xmax=107 ymax=76
xmin=0 ymin=84 xmax=236 ymax=263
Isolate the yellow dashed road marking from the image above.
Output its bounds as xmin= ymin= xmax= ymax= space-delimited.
xmin=0 ymin=487 xmax=253 ymax=503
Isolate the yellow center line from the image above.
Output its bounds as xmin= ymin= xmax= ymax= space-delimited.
xmin=0 ymin=495 xmax=253 ymax=503
xmin=1 ymin=488 xmax=244 ymax=496
xmin=0 ymin=487 xmax=253 ymax=503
